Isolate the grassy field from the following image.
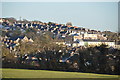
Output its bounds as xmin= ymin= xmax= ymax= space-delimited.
xmin=1 ymin=68 xmax=119 ymax=78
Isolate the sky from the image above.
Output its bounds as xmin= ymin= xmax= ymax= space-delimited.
xmin=1 ymin=2 xmax=118 ymax=32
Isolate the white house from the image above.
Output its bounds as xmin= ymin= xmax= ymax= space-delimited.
xmin=83 ymin=33 xmax=98 ymax=40
xmin=79 ymin=40 xmax=115 ymax=47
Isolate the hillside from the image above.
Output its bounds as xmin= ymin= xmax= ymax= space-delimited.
xmin=102 ymin=31 xmax=120 ymax=42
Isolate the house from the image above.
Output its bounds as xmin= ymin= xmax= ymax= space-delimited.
xmin=73 ymin=34 xmax=83 ymax=41
xmin=72 ymin=38 xmax=115 ymax=47
xmin=83 ymin=33 xmax=98 ymax=40
xmin=14 ymin=38 xmax=20 ymax=43
xmin=20 ymin=36 xmax=34 ymax=43
xmin=0 ymin=18 xmax=3 ymax=23
xmin=9 ymin=36 xmax=34 ymax=44
xmin=55 ymin=41 xmax=65 ymax=46
xmin=72 ymin=39 xmax=84 ymax=47
xmin=29 ymin=38 xmax=34 ymax=42
xmin=73 ymin=41 xmax=81 ymax=47
xmin=2 ymin=36 xmax=34 ymax=50
xmin=97 ymin=34 xmax=107 ymax=40
xmin=22 ymin=36 xmax=29 ymax=42
xmin=79 ymin=39 xmax=115 ymax=47
xmin=55 ymin=39 xmax=66 ymax=46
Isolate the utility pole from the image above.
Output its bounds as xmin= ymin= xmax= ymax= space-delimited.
xmin=20 ymin=16 xmax=21 ymax=21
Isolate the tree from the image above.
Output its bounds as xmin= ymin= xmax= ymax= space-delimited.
xmin=2 ymin=44 xmax=14 ymax=60
xmin=66 ymin=22 xmax=72 ymax=26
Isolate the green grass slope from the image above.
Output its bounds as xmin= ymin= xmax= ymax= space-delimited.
xmin=1 ymin=68 xmax=119 ymax=78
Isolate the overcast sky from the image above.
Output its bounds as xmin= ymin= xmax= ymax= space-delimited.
xmin=2 ymin=2 xmax=118 ymax=32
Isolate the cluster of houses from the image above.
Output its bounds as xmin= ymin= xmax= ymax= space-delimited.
xmin=0 ymin=18 xmax=116 ymax=50
xmin=1 ymin=35 xmax=34 ymax=51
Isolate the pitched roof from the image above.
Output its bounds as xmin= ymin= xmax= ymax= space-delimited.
xmin=74 ymin=26 xmax=78 ymax=28
xmin=9 ymin=36 xmax=24 ymax=41
xmin=72 ymin=34 xmax=79 ymax=36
